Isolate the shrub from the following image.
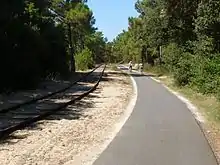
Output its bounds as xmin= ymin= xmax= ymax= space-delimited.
xmin=163 ymin=43 xmax=182 ymax=71
xmin=190 ymin=55 xmax=220 ymax=94
xmin=173 ymin=52 xmax=195 ymax=86
xmin=75 ymin=48 xmax=94 ymax=71
xmin=144 ymin=63 xmax=168 ymax=76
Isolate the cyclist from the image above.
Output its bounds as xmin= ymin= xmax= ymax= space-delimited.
xmin=139 ymin=63 xmax=143 ymax=74
xmin=128 ymin=61 xmax=133 ymax=72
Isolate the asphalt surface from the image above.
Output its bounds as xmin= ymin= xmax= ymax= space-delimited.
xmin=93 ymin=66 xmax=218 ymax=165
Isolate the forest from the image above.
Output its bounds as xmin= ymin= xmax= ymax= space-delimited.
xmin=0 ymin=0 xmax=108 ymax=92
xmin=111 ymin=0 xmax=220 ymax=102
xmin=2 ymin=0 xmax=220 ymax=101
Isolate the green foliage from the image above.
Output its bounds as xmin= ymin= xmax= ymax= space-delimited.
xmin=195 ymin=0 xmax=220 ymax=50
xmin=144 ymin=64 xmax=168 ymax=76
xmin=193 ymin=36 xmax=215 ymax=57
xmin=0 ymin=0 xmax=69 ymax=91
xmin=162 ymin=43 xmax=182 ymax=71
xmin=86 ymin=31 xmax=107 ymax=63
xmin=112 ymin=0 xmax=220 ymax=101
xmin=75 ymin=48 xmax=94 ymax=70
xmin=0 ymin=0 xmax=107 ymax=92
xmin=190 ymin=56 xmax=220 ymax=94
xmin=173 ymin=53 xmax=194 ymax=86
xmin=111 ymin=0 xmax=168 ymax=64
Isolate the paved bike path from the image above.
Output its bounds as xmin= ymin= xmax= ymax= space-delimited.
xmin=93 ymin=67 xmax=218 ymax=165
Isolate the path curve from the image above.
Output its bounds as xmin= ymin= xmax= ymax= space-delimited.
xmin=93 ymin=66 xmax=218 ymax=165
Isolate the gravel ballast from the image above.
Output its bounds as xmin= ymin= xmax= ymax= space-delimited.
xmin=0 ymin=70 xmax=133 ymax=165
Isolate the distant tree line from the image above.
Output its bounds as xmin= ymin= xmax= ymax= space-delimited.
xmin=111 ymin=0 xmax=220 ymax=99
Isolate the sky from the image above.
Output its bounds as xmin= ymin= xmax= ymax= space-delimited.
xmin=87 ymin=0 xmax=139 ymax=41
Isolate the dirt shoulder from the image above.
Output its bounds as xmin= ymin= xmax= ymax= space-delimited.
xmin=146 ymin=71 xmax=220 ymax=164
xmin=0 ymin=69 xmax=133 ymax=165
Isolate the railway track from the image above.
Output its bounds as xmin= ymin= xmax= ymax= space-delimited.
xmin=0 ymin=64 xmax=103 ymax=113
xmin=0 ymin=64 xmax=106 ymax=138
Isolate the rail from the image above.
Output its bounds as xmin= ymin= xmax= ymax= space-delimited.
xmin=0 ymin=64 xmax=106 ymax=138
xmin=0 ymin=64 xmax=103 ymax=113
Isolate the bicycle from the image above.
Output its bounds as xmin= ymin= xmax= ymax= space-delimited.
xmin=139 ymin=67 xmax=143 ymax=74
xmin=128 ymin=66 xmax=132 ymax=72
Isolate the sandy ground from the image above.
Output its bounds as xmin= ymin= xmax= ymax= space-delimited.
xmin=0 ymin=70 xmax=133 ymax=165
xmin=203 ymin=122 xmax=220 ymax=163
xmin=0 ymin=72 xmax=87 ymax=111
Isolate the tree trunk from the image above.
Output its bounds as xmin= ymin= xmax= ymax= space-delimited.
xmin=68 ymin=23 xmax=75 ymax=72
